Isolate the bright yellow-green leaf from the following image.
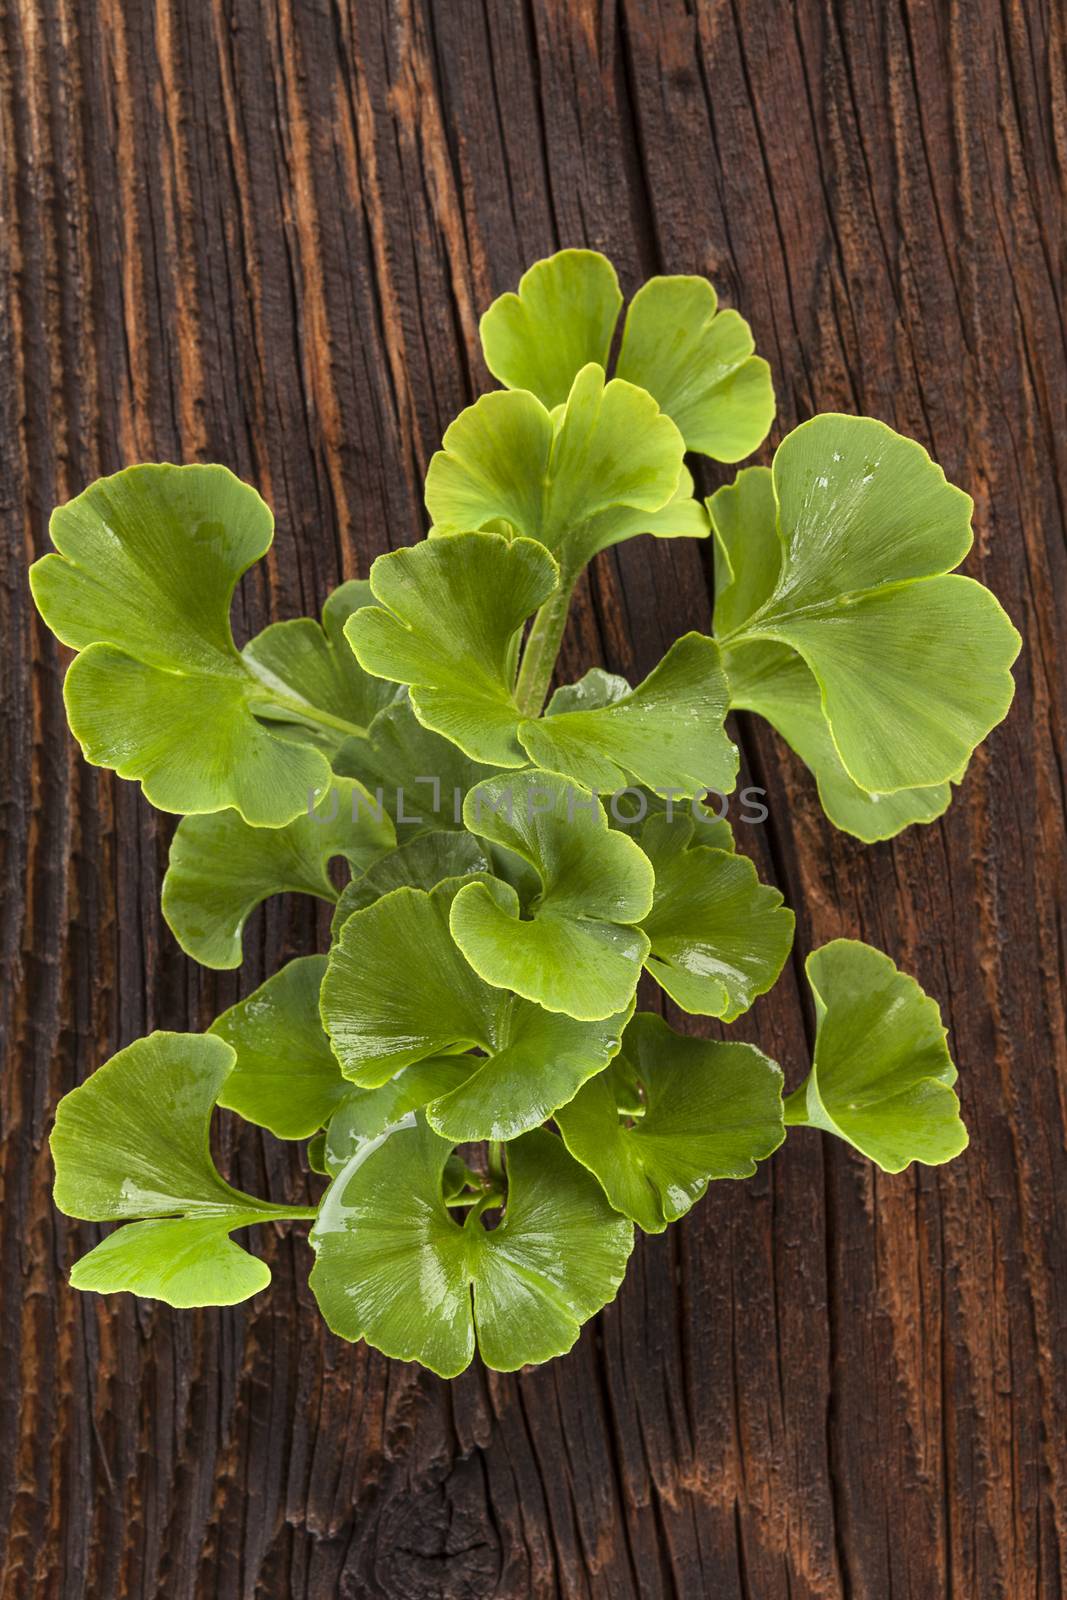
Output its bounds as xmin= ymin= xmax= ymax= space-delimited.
xmin=480 ymin=249 xmax=623 ymax=408
xmin=309 ymin=1118 xmax=633 ymax=1376
xmin=163 ymin=776 xmax=394 ymax=969
xmin=51 ymin=1032 xmax=315 ymax=1306
xmin=616 ymin=275 xmax=775 ymax=461
xmin=425 ymin=364 xmax=698 ymax=581
xmin=450 ymin=771 xmax=654 ymax=1020
xmin=712 ymin=418 xmax=1020 ymax=795
xmin=479 ymin=249 xmax=774 ymax=463
xmin=30 ymin=466 xmax=377 ymax=824
xmin=345 ymin=532 xmax=558 ymax=766
xmin=556 ymin=1012 xmax=784 ymax=1232
xmin=784 ymin=940 xmax=968 ymax=1172
xmin=518 ymin=633 xmax=737 ymax=797
xmin=320 ymin=878 xmax=631 ymax=1140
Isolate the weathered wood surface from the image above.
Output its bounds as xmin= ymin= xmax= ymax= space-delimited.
xmin=1 ymin=0 xmax=1064 ymax=1594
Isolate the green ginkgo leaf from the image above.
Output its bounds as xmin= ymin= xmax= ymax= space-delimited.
xmin=30 ymin=465 xmax=373 ymax=825
xmin=309 ymin=1117 xmax=633 ymax=1376
xmin=162 ymin=776 xmax=394 ymax=969
xmin=243 ymin=579 xmax=398 ymax=751
xmin=331 ymin=830 xmax=491 ymax=935
xmin=209 ymin=956 xmax=471 ymax=1148
xmin=711 ymin=465 xmax=956 ymax=838
xmin=480 ymin=249 xmax=774 ymax=463
xmin=50 ymin=1032 xmax=316 ymax=1306
xmin=556 ymin=1012 xmax=785 ymax=1232
xmin=712 ymin=418 xmax=1021 ymax=794
xmin=517 ymin=633 xmax=738 ymax=796
xmin=322 ymin=1061 xmax=477 ymax=1174
xmin=479 ymin=249 xmax=623 ymax=409
xmin=209 ymin=957 xmax=348 ymax=1139
xmin=333 ymin=690 xmax=492 ymax=840
xmin=638 ymin=815 xmax=794 ymax=1018
xmin=784 ymin=940 xmax=967 ymax=1172
xmin=425 ymin=363 xmax=700 ymax=583
xmin=727 ymin=640 xmax=958 ymax=840
xmin=320 ymin=879 xmax=631 ymax=1140
xmin=615 ymin=275 xmax=775 ymax=461
xmin=450 ymin=772 xmax=654 ymax=1020
xmin=345 ymin=532 xmax=558 ymax=766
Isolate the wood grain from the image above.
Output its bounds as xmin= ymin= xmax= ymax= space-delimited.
xmin=1 ymin=1 xmax=1064 ymax=1594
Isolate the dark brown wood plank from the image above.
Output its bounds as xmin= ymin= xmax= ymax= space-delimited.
xmin=1 ymin=0 xmax=1064 ymax=1595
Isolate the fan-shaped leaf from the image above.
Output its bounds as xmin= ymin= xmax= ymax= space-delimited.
xmin=518 ymin=633 xmax=737 ymax=796
xmin=162 ymin=776 xmax=394 ymax=968
xmin=712 ymin=419 xmax=1020 ymax=794
xmin=479 ymin=249 xmax=774 ymax=463
xmin=638 ymin=815 xmax=793 ymax=1018
xmin=309 ymin=1118 xmax=633 ymax=1376
xmin=479 ymin=249 xmax=623 ymax=409
xmin=243 ymin=579 xmax=398 ymax=751
xmin=784 ymin=940 xmax=967 ymax=1171
xmin=615 ymin=275 xmax=775 ymax=461
xmin=556 ymin=1012 xmax=784 ymax=1232
xmin=209 ymin=956 xmax=471 ymax=1152
xmin=321 ymin=878 xmax=631 ymax=1140
xmin=345 ymin=533 xmax=558 ymax=766
xmin=50 ymin=1033 xmax=315 ymax=1306
xmin=425 ymin=363 xmax=699 ymax=582
xmin=711 ymin=465 xmax=956 ymax=838
xmin=450 ymin=772 xmax=654 ymax=1020
xmin=209 ymin=957 xmax=347 ymax=1138
xmin=29 ymin=465 xmax=374 ymax=824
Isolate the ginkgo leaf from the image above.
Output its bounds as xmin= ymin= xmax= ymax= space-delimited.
xmin=449 ymin=772 xmax=654 ymax=1019
xmin=784 ymin=940 xmax=967 ymax=1172
xmin=50 ymin=1032 xmax=316 ymax=1306
xmin=309 ymin=1118 xmax=633 ymax=1376
xmin=556 ymin=1012 xmax=785 ymax=1232
xmin=711 ymin=465 xmax=956 ymax=838
xmin=243 ymin=579 xmax=398 ymax=751
xmin=162 ymin=776 xmax=394 ymax=969
xmin=209 ymin=956 xmax=471 ymax=1149
xmin=712 ymin=418 xmax=1021 ymax=794
xmin=541 ymin=671 xmax=735 ymax=843
xmin=209 ymin=957 xmax=348 ymax=1139
xmin=345 ymin=532 xmax=558 ymax=766
xmin=333 ymin=691 xmax=492 ymax=841
xmin=425 ymin=364 xmax=699 ymax=583
xmin=479 ymin=249 xmax=623 ymax=409
xmin=479 ymin=249 xmax=774 ymax=463
xmin=29 ymin=465 xmax=372 ymax=825
xmin=615 ymin=275 xmax=775 ymax=461
xmin=726 ymin=640 xmax=957 ymax=840
xmin=638 ymin=815 xmax=794 ymax=1018
xmin=517 ymin=633 xmax=737 ymax=796
xmin=320 ymin=878 xmax=631 ymax=1140
xmin=331 ymin=830 xmax=491 ymax=935
xmin=322 ymin=1061 xmax=476 ymax=1174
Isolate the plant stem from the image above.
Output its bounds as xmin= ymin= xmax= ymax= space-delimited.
xmin=487 ymin=1140 xmax=505 ymax=1187
xmin=249 ymin=690 xmax=369 ymax=742
xmin=782 ymin=1086 xmax=809 ymax=1125
xmin=514 ymin=577 xmax=577 ymax=719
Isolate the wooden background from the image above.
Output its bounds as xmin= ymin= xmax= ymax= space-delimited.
xmin=2 ymin=1 xmax=1064 ymax=1595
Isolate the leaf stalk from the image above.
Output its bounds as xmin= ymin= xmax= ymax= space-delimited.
xmin=514 ymin=577 xmax=577 ymax=718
